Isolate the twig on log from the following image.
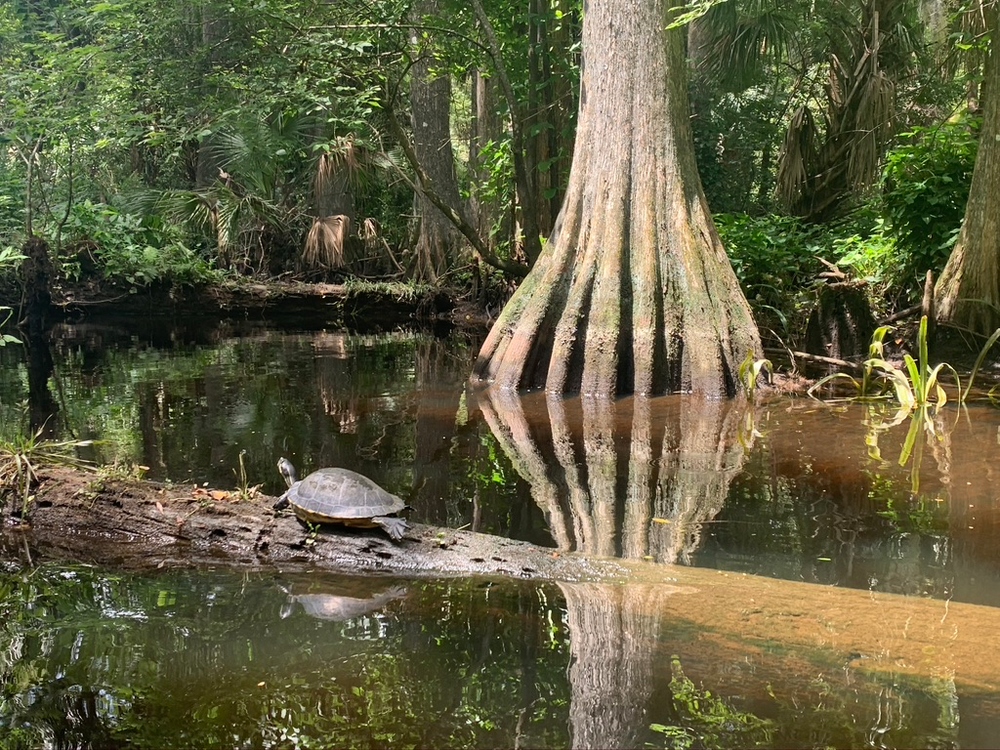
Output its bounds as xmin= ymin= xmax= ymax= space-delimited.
xmin=791 ymin=350 xmax=866 ymax=371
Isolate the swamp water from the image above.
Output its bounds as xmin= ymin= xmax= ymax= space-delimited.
xmin=2 ymin=321 xmax=1000 ymax=748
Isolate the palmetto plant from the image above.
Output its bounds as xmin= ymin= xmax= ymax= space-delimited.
xmin=129 ymin=112 xmax=312 ymax=273
xmin=696 ymin=0 xmax=924 ymax=221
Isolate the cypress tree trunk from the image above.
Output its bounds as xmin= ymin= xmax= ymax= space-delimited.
xmin=936 ymin=11 xmax=1000 ymax=336
xmin=472 ymin=0 xmax=760 ymax=397
xmin=409 ymin=0 xmax=463 ymax=283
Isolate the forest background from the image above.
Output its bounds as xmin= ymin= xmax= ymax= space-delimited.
xmin=0 ymin=0 xmax=993 ymax=350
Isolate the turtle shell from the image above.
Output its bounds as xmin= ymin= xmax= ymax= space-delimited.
xmin=284 ymin=467 xmax=405 ymax=525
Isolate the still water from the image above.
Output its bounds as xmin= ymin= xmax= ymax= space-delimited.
xmin=2 ymin=321 xmax=1000 ymax=747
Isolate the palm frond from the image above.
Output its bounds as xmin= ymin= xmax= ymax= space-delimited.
xmin=303 ymin=215 xmax=352 ymax=270
xmin=777 ymin=105 xmax=816 ymax=208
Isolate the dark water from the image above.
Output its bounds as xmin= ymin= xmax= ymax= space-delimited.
xmin=3 ymin=321 xmax=1000 ymax=747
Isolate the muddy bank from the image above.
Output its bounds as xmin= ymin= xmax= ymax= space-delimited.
xmin=5 ymin=465 xmax=1000 ymax=693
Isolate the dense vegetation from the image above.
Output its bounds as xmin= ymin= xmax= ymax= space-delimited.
xmin=0 ymin=0 xmax=994 ymax=337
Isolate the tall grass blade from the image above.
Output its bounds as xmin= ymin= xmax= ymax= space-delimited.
xmin=963 ymin=326 xmax=1000 ymax=402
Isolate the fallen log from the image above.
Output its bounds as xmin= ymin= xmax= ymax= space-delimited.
xmin=0 ymin=466 xmax=630 ymax=580
xmin=4 ymin=466 xmax=1000 ymax=694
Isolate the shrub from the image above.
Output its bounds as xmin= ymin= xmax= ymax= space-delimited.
xmin=880 ymin=117 xmax=978 ymax=287
xmin=716 ymin=213 xmax=824 ymax=331
xmin=57 ymin=201 xmax=222 ymax=288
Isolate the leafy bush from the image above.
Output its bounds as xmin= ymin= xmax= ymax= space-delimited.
xmin=880 ymin=117 xmax=978 ymax=286
xmin=716 ymin=213 xmax=824 ymax=331
xmin=719 ymin=210 xmax=914 ymax=331
xmin=823 ymin=219 xmax=902 ymax=312
xmin=57 ymin=201 xmax=222 ymax=287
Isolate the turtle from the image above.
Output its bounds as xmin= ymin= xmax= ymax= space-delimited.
xmin=274 ymin=457 xmax=409 ymax=541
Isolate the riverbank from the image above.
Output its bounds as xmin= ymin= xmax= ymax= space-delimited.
xmin=1 ymin=274 xmax=485 ymax=331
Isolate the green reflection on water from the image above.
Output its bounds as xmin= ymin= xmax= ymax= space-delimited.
xmin=0 ymin=564 xmax=573 ymax=749
xmin=0 ymin=563 xmax=987 ymax=749
xmin=6 ymin=324 xmax=1000 ymax=605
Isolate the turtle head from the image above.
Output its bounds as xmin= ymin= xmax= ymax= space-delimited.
xmin=277 ymin=457 xmax=298 ymax=488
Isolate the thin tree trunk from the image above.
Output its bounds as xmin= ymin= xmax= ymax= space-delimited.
xmin=195 ymin=1 xmax=226 ymax=189
xmin=469 ymin=69 xmax=507 ymax=254
xmin=473 ymin=0 xmax=760 ymax=397
xmin=936 ymin=9 xmax=1000 ymax=336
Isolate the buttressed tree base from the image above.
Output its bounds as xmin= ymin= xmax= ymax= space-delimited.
xmin=472 ymin=0 xmax=761 ymax=398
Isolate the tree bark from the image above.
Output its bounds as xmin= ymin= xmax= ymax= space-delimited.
xmin=469 ymin=68 xmax=507 ymax=256
xmin=409 ymin=0 xmax=464 ymax=283
xmin=936 ymin=9 xmax=1000 ymax=337
xmin=472 ymin=0 xmax=760 ymax=397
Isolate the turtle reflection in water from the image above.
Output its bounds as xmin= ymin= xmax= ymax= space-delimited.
xmin=281 ymin=579 xmax=408 ymax=622
xmin=274 ymin=457 xmax=410 ymax=541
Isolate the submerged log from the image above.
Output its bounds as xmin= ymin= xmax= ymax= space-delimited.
xmin=5 ymin=466 xmax=1000 ymax=693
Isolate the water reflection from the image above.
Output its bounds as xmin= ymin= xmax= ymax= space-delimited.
xmin=4 ymin=323 xmax=1000 ymax=606
xmin=280 ymin=577 xmax=408 ymax=621
xmin=1 ymin=562 xmax=996 ymax=748
xmin=558 ymin=582 xmax=680 ymax=749
xmin=477 ymin=389 xmax=751 ymax=563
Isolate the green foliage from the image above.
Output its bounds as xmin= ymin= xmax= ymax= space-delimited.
xmin=880 ymin=117 xmax=978 ymax=286
xmin=692 ymin=86 xmax=785 ymax=214
xmin=0 ymin=246 xmax=25 ymax=347
xmin=824 ymin=219 xmax=901 ymax=308
xmin=649 ymin=656 xmax=774 ymax=749
xmin=59 ymin=201 xmax=222 ymax=287
xmin=716 ymin=213 xmax=823 ymax=331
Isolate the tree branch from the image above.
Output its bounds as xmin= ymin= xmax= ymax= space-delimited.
xmin=384 ymin=104 xmax=527 ymax=279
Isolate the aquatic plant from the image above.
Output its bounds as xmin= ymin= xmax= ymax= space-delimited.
xmin=649 ymin=656 xmax=774 ymax=748
xmin=869 ymin=316 xmax=953 ymax=410
xmin=806 ymin=316 xmax=1000 ymax=410
xmin=738 ymin=352 xmax=773 ymax=399
xmin=808 ymin=324 xmax=895 ymax=401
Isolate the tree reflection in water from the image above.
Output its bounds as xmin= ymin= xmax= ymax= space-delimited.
xmin=477 ymin=390 xmax=756 ymax=747
xmin=477 ymin=389 xmax=752 ymax=563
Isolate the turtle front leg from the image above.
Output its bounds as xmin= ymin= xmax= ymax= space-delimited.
xmin=373 ymin=516 xmax=408 ymax=542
